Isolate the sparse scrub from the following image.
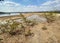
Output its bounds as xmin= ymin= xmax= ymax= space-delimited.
xmin=0 ymin=14 xmax=34 ymax=36
xmin=42 ymin=26 xmax=47 ymax=30
xmin=44 ymin=13 xmax=56 ymax=23
xmin=0 ymin=13 xmax=60 ymax=43
xmin=0 ymin=38 xmax=3 ymax=43
xmin=26 ymin=20 xmax=38 ymax=26
xmin=20 ymin=13 xmax=27 ymax=23
xmin=8 ymin=21 xmax=20 ymax=35
xmin=20 ymin=13 xmax=38 ymax=26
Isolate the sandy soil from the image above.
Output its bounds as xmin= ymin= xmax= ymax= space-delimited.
xmin=0 ymin=13 xmax=60 ymax=43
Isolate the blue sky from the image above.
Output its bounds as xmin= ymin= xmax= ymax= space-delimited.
xmin=12 ymin=0 xmax=47 ymax=6
xmin=0 ymin=0 xmax=60 ymax=12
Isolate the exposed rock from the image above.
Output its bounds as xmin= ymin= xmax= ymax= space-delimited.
xmin=26 ymin=15 xmax=47 ymax=23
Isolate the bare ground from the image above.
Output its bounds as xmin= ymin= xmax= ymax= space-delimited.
xmin=0 ymin=13 xmax=60 ymax=43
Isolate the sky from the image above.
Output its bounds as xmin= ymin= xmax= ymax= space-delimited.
xmin=0 ymin=0 xmax=60 ymax=12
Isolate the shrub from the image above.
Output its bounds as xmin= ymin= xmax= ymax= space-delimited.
xmin=44 ymin=13 xmax=56 ymax=23
xmin=0 ymin=14 xmax=35 ymax=36
xmin=0 ymin=38 xmax=3 ymax=43
xmin=20 ymin=13 xmax=38 ymax=26
xmin=42 ymin=26 xmax=47 ymax=30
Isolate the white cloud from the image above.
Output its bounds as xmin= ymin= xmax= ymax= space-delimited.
xmin=0 ymin=1 xmax=41 ymax=12
xmin=40 ymin=0 xmax=60 ymax=11
xmin=26 ymin=5 xmax=37 ymax=8
xmin=0 ymin=0 xmax=60 ymax=12
xmin=41 ymin=1 xmax=55 ymax=5
xmin=23 ymin=6 xmax=39 ymax=12
xmin=0 ymin=1 xmax=23 ymax=12
xmin=41 ymin=0 xmax=59 ymax=6
xmin=0 ymin=1 xmax=20 ymax=6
